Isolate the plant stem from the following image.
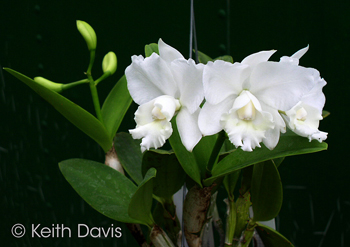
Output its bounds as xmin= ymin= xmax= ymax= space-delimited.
xmin=85 ymin=50 xmax=103 ymax=123
xmin=125 ymin=223 xmax=150 ymax=247
xmin=206 ymin=130 xmax=226 ymax=176
xmin=184 ymin=185 xmax=213 ymax=247
xmin=224 ymin=198 xmax=237 ymax=247
xmin=105 ymin=143 xmax=124 ymax=173
xmin=62 ymin=79 xmax=89 ymax=90
xmin=150 ymin=225 xmax=176 ymax=247
xmin=88 ymin=76 xmax=103 ymax=122
xmin=87 ymin=50 xmax=95 ymax=75
xmin=240 ymin=219 xmax=257 ymax=247
xmin=94 ymin=71 xmax=111 ymax=85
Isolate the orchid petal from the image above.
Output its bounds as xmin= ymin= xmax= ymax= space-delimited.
xmin=291 ymin=45 xmax=309 ymax=59
xmin=249 ymin=62 xmax=316 ymax=111
xmin=131 ymin=95 xmax=180 ymax=152
xmin=153 ymin=95 xmax=181 ymax=121
xmin=133 ymin=99 xmax=157 ymax=126
xmin=260 ymin=102 xmax=286 ymax=150
xmin=300 ymin=76 xmax=326 ymax=114
xmin=221 ymin=92 xmax=274 ymax=152
xmin=133 ymin=95 xmax=179 ymax=125
xmin=203 ymin=60 xmax=249 ymax=105
xmin=125 ymin=53 xmax=178 ymax=105
xmin=241 ymin=50 xmax=276 ymax=67
xmin=280 ymin=46 xmax=309 ymax=65
xmin=198 ymin=97 xmax=235 ymax=136
xmin=284 ymin=102 xmax=327 ymax=142
xmin=129 ymin=120 xmax=173 ymax=152
xmin=176 ymin=107 xmax=202 ymax=151
xmin=158 ymin=38 xmax=184 ymax=63
xmin=170 ymin=58 xmax=204 ymax=114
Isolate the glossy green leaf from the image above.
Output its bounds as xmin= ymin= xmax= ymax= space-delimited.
xmin=203 ymin=135 xmax=327 ymax=186
xmin=197 ymin=51 xmax=233 ymax=64
xmin=256 ymin=222 xmax=294 ymax=246
xmin=169 ymin=119 xmax=202 ymax=187
xmin=197 ymin=50 xmax=213 ymax=64
xmin=240 ymin=165 xmax=254 ymax=196
xmin=251 ymin=161 xmax=283 ymax=221
xmin=273 ymin=157 xmax=285 ymax=168
xmin=214 ymin=55 xmax=233 ymax=63
xmin=145 ymin=43 xmax=159 ymax=57
xmin=142 ymin=149 xmax=186 ymax=197
xmin=128 ymin=168 xmax=157 ymax=227
xmin=223 ymin=170 xmax=240 ymax=200
xmin=192 ymin=134 xmax=218 ymax=178
xmin=114 ymin=132 xmax=143 ymax=185
xmin=59 ymin=158 xmax=141 ymax=224
xmin=322 ymin=110 xmax=330 ymax=118
xmin=5 ymin=68 xmax=112 ymax=152
xmin=101 ymin=75 xmax=132 ymax=139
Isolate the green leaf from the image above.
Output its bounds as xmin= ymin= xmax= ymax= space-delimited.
xmin=142 ymin=149 xmax=186 ymax=197
xmin=256 ymin=222 xmax=294 ymax=246
xmin=192 ymin=134 xmax=218 ymax=178
xmin=251 ymin=161 xmax=283 ymax=221
xmin=169 ymin=119 xmax=202 ymax=187
xmin=5 ymin=68 xmax=112 ymax=152
xmin=322 ymin=110 xmax=330 ymax=118
xmin=273 ymin=157 xmax=285 ymax=168
xmin=196 ymin=51 xmax=233 ymax=64
xmin=128 ymin=168 xmax=157 ymax=227
xmin=214 ymin=55 xmax=233 ymax=63
xmin=197 ymin=50 xmax=213 ymax=64
xmin=114 ymin=132 xmax=143 ymax=185
xmin=223 ymin=170 xmax=240 ymax=200
xmin=203 ymin=135 xmax=327 ymax=186
xmin=101 ymin=75 xmax=132 ymax=139
xmin=59 ymin=158 xmax=141 ymax=224
xmin=145 ymin=43 xmax=159 ymax=57
xmin=240 ymin=165 xmax=254 ymax=196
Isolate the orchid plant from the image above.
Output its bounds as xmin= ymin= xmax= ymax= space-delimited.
xmin=5 ymin=21 xmax=328 ymax=247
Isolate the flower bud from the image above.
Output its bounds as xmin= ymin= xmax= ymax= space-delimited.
xmin=76 ymin=20 xmax=97 ymax=51
xmin=34 ymin=77 xmax=63 ymax=93
xmin=102 ymin=52 xmax=117 ymax=75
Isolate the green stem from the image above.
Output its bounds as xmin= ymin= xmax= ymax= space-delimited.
xmin=240 ymin=219 xmax=257 ymax=247
xmin=85 ymin=49 xmax=103 ymax=123
xmin=88 ymin=75 xmax=103 ymax=122
xmin=95 ymin=71 xmax=111 ymax=85
xmin=62 ymin=79 xmax=89 ymax=90
xmin=224 ymin=198 xmax=237 ymax=247
xmin=87 ymin=50 xmax=95 ymax=75
xmin=206 ymin=130 xmax=226 ymax=176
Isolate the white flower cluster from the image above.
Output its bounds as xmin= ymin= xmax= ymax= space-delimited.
xmin=125 ymin=39 xmax=327 ymax=152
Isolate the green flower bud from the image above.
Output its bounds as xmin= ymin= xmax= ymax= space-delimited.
xmin=76 ymin=20 xmax=97 ymax=51
xmin=34 ymin=77 xmax=63 ymax=93
xmin=102 ymin=52 xmax=117 ymax=75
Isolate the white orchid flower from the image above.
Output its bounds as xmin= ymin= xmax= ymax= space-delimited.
xmin=280 ymin=46 xmax=328 ymax=142
xmin=199 ymin=50 xmax=317 ymax=151
xmin=125 ymin=39 xmax=204 ymax=152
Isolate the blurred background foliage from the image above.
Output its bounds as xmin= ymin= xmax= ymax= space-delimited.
xmin=1 ymin=0 xmax=349 ymax=246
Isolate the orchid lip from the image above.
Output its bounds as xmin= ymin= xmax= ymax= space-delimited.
xmin=237 ymin=100 xmax=256 ymax=121
xmin=296 ymin=107 xmax=307 ymax=121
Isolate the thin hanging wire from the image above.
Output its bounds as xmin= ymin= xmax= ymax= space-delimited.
xmin=181 ymin=2 xmax=198 ymax=247
xmin=189 ymin=0 xmax=199 ymax=63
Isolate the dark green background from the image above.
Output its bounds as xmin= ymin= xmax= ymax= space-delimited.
xmin=1 ymin=0 xmax=348 ymax=246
